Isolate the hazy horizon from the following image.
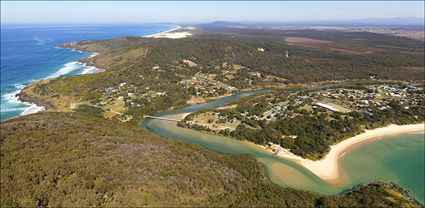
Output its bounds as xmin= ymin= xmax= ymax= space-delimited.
xmin=2 ymin=1 xmax=424 ymax=24
xmin=1 ymin=17 xmax=424 ymax=25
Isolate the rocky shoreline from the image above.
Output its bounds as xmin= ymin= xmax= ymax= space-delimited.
xmin=17 ymin=90 xmax=53 ymax=110
xmin=13 ymin=41 xmax=104 ymax=115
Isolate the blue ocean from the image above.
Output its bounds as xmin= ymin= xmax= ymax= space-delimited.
xmin=1 ymin=24 xmax=174 ymax=121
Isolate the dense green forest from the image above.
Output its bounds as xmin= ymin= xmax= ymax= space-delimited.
xmin=72 ymin=28 xmax=425 ymax=84
xmin=317 ymin=182 xmax=423 ymax=207
xmin=5 ymin=25 xmax=424 ymax=206
xmin=231 ymin=102 xmax=424 ymax=158
xmin=0 ymin=110 xmax=312 ymax=207
xmin=19 ymin=26 xmax=424 ymax=125
xmin=1 ymin=111 xmax=422 ymax=207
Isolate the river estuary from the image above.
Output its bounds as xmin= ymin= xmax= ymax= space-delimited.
xmin=142 ymin=90 xmax=424 ymax=203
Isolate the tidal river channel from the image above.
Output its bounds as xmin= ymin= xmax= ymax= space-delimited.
xmin=142 ymin=90 xmax=424 ymax=203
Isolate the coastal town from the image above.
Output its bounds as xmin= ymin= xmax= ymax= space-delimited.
xmin=178 ymin=63 xmax=286 ymax=98
xmin=179 ymin=71 xmax=238 ymax=97
xmin=79 ymin=60 xmax=291 ymax=121
xmin=244 ymin=83 xmax=425 ymax=122
xmin=183 ymin=83 xmax=423 ymax=126
xmin=180 ymin=82 xmax=424 ymax=158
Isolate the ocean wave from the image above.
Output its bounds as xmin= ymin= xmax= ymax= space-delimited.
xmin=1 ymin=83 xmax=45 ymax=116
xmin=2 ymin=43 xmax=101 ymax=118
xmin=1 ymin=60 xmax=100 ymax=116
xmin=12 ymin=83 xmax=46 ymax=115
xmin=33 ymin=36 xmax=47 ymax=45
xmin=70 ymin=48 xmax=84 ymax=53
xmin=80 ymin=66 xmax=101 ymax=75
xmin=12 ymin=83 xmax=26 ymax=90
xmin=45 ymin=61 xmax=83 ymax=79
xmin=2 ymin=86 xmax=24 ymax=104
xmin=0 ymin=104 xmax=45 ymax=115
xmin=0 ymin=107 xmax=29 ymax=113
xmin=89 ymin=52 xmax=99 ymax=58
xmin=20 ymin=103 xmax=45 ymax=116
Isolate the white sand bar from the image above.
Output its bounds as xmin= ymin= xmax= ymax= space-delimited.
xmin=277 ymin=123 xmax=424 ymax=183
xmin=145 ymin=26 xmax=193 ymax=39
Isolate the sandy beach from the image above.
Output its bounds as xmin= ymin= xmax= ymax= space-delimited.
xmin=275 ymin=123 xmax=424 ymax=184
xmin=145 ymin=26 xmax=193 ymax=39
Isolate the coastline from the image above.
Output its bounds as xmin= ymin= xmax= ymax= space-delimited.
xmin=144 ymin=25 xmax=193 ymax=39
xmin=5 ymin=29 xmax=163 ymax=121
xmin=144 ymin=25 xmax=181 ymax=37
xmin=3 ymin=25 xmax=178 ymax=121
xmin=5 ymin=52 xmax=101 ymax=121
xmin=148 ymin=91 xmax=424 ymax=200
xmin=176 ymin=107 xmax=424 ymax=184
xmin=169 ymin=91 xmax=424 ymax=185
xmin=270 ymin=123 xmax=424 ymax=184
xmin=144 ymin=89 xmax=425 ymax=204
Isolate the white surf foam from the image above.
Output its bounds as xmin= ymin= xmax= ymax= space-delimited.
xmin=0 ymin=107 xmax=29 ymax=113
xmin=45 ymin=61 xmax=83 ymax=79
xmin=2 ymin=48 xmax=103 ymax=119
xmin=1 ymin=83 xmax=45 ymax=117
xmin=2 ymin=84 xmax=24 ymax=105
xmin=2 ymin=51 xmax=101 ymax=119
xmin=70 ymin=48 xmax=84 ymax=53
xmin=80 ymin=65 xmax=104 ymax=74
xmin=20 ymin=103 xmax=45 ymax=116
xmin=89 ymin=52 xmax=99 ymax=58
xmin=12 ymin=83 xmax=26 ymax=89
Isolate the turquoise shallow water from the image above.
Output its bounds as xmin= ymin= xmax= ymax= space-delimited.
xmin=142 ymin=90 xmax=425 ymax=203
xmin=341 ymin=133 xmax=424 ymax=203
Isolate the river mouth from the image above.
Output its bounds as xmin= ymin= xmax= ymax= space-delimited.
xmin=141 ymin=90 xmax=425 ymax=203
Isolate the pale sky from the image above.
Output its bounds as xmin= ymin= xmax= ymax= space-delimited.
xmin=1 ymin=1 xmax=424 ymax=24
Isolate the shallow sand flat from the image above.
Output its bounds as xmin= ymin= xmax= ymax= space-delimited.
xmin=276 ymin=123 xmax=425 ymax=184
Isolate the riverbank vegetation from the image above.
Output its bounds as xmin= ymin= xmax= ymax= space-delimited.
xmin=181 ymin=82 xmax=424 ymax=159
xmin=1 ymin=111 xmax=422 ymax=207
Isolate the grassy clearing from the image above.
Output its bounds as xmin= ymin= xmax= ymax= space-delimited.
xmin=187 ymin=112 xmax=241 ymax=132
xmin=320 ymin=101 xmax=352 ymax=113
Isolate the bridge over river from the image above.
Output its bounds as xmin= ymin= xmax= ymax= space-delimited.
xmin=143 ymin=115 xmax=181 ymax=122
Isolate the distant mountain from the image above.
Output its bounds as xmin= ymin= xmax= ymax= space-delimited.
xmin=206 ymin=21 xmax=249 ymax=28
xmin=288 ymin=17 xmax=425 ymax=27
xmin=206 ymin=17 xmax=424 ymax=28
xmin=210 ymin=21 xmax=246 ymax=26
xmin=353 ymin=17 xmax=424 ymax=26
